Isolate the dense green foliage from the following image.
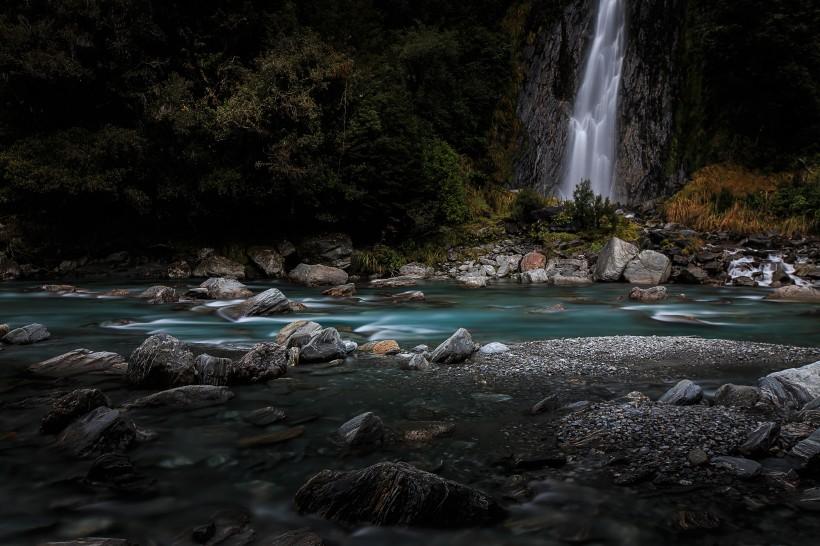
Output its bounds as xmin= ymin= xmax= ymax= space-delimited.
xmin=0 ymin=0 xmax=519 ymax=250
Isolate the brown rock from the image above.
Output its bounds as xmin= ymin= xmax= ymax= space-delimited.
xmin=359 ymin=340 xmax=401 ymax=355
xmin=520 ymin=251 xmax=547 ymax=272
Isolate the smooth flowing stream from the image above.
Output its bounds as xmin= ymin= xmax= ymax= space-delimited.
xmin=561 ymin=0 xmax=626 ymax=199
xmin=1 ymin=280 xmax=819 ymax=545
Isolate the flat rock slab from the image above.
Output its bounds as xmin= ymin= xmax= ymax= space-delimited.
xmin=124 ymin=385 xmax=234 ymax=410
xmin=2 ymin=323 xmax=50 ymax=344
xmin=29 ymin=349 xmax=127 ymax=377
xmin=294 ymin=461 xmax=506 ymax=527
xmin=57 ymin=407 xmax=137 ymax=459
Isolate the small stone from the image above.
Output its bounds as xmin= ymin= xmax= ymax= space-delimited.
xmin=479 ymin=342 xmax=509 ymax=354
xmin=401 ymin=353 xmax=431 ymax=371
xmin=337 ymin=412 xmax=385 ymax=451
xmin=430 ymin=328 xmax=478 ymax=364
xmin=687 ymin=448 xmax=709 ymax=466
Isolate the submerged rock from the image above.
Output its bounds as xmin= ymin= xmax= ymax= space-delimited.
xmin=299 ymin=328 xmax=347 ymax=363
xmin=391 ymin=290 xmax=425 ymax=302
xmin=759 ymin=361 xmax=820 ymax=409
xmin=29 ymin=349 xmax=127 ymax=377
xmin=359 ymin=340 xmax=400 ymax=355
xmin=766 ymin=285 xmax=820 ymax=303
xmin=624 ymin=250 xmax=672 ymax=285
xmin=276 ymin=320 xmax=322 ymax=346
xmin=194 ymin=354 xmax=233 ymax=386
xmin=137 ymin=285 xmax=178 ymax=304
xmin=127 ymin=334 xmax=196 ymax=388
xmin=239 ymin=426 xmax=305 ymax=448
xmin=41 ymin=388 xmax=112 ymax=434
xmin=658 ymin=379 xmax=703 ymax=406
xmin=124 ymin=385 xmax=234 ymax=409
xmin=2 ymin=323 xmax=50 ymax=345
xmin=713 ymin=384 xmax=762 ymax=408
xmin=711 ymin=456 xmax=762 ymax=478
xmin=192 ymin=255 xmax=245 ymax=279
xmin=200 ymin=277 xmax=253 ymax=299
xmin=337 ymin=412 xmax=385 ymax=451
xmin=628 ymin=285 xmax=668 ymax=302
xmin=243 ymin=406 xmax=287 ymax=426
xmin=594 ymin=237 xmax=639 ymax=281
xmin=430 ymin=328 xmax=478 ymax=364
xmin=294 ymin=462 xmax=505 ymax=527
xmin=289 ymin=263 xmax=348 ymax=286
xmin=322 ymin=283 xmax=356 ymax=297
xmin=223 ymin=288 xmax=291 ymax=319
xmin=234 ymin=343 xmax=289 ymax=383
xmin=57 ymin=407 xmax=137 ymax=459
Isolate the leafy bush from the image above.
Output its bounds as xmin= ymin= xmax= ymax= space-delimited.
xmin=567 ymin=180 xmax=619 ymax=232
xmin=351 ymin=245 xmax=405 ymax=276
xmin=510 ymin=188 xmax=548 ymax=224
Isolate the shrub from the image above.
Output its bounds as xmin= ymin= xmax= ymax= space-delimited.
xmin=351 ymin=245 xmax=405 ymax=276
xmin=510 ymin=188 xmax=548 ymax=224
xmin=568 ymin=180 xmax=619 ymax=232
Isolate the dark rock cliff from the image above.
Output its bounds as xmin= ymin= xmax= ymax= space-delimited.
xmin=516 ymin=0 xmax=686 ymax=204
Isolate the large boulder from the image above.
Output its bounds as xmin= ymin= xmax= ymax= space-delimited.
xmin=233 ymin=343 xmax=289 ymax=383
xmin=628 ymin=286 xmax=668 ymax=302
xmin=137 ymin=285 xmax=178 ymax=304
xmin=759 ymin=361 xmax=820 ymax=409
xmin=658 ymin=379 xmax=703 ymax=406
xmin=766 ymin=285 xmax=820 ymax=303
xmin=289 ymin=263 xmax=349 ymax=286
xmin=194 ymin=354 xmax=234 ymax=386
xmin=624 ymin=250 xmax=672 ymax=285
xmin=2 ymin=323 xmax=50 ymax=344
xmin=41 ymin=388 xmax=111 ymax=434
xmin=297 ymin=233 xmax=353 ymax=269
xmin=294 ymin=462 xmax=506 ymax=527
xmin=276 ymin=320 xmax=322 ymax=346
xmin=299 ymin=328 xmax=347 ymax=363
xmin=545 ymin=258 xmax=592 ymax=285
xmin=594 ymin=237 xmax=639 ymax=281
xmin=200 ymin=277 xmax=253 ymax=299
xmin=223 ymin=288 xmax=291 ymax=319
xmin=124 ymin=385 xmax=234 ymax=409
xmin=337 ymin=412 xmax=385 ymax=451
xmin=249 ymin=247 xmax=285 ymax=277
xmin=430 ymin=328 xmax=478 ymax=364
xmin=127 ymin=334 xmax=196 ymax=388
xmin=520 ymin=251 xmax=547 ymax=272
xmin=56 ymin=407 xmax=137 ymax=459
xmin=29 ymin=349 xmax=127 ymax=377
xmin=192 ymin=255 xmax=246 ymax=279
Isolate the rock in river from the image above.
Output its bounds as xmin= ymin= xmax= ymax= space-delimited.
xmin=234 ymin=343 xmax=289 ymax=383
xmin=759 ymin=360 xmax=820 ymax=409
xmin=223 ymin=288 xmax=291 ymax=319
xmin=2 ymin=323 xmax=50 ymax=345
xmin=194 ymin=354 xmax=233 ymax=386
xmin=127 ymin=334 xmax=196 ymax=388
xmin=249 ymin=247 xmax=285 ymax=277
xmin=322 ymin=283 xmax=356 ymax=297
xmin=41 ymin=388 xmax=112 ymax=435
xmin=359 ymin=340 xmax=401 ymax=355
xmin=628 ymin=286 xmax=668 ymax=302
xmin=658 ymin=379 xmax=703 ymax=406
xmin=137 ymin=285 xmax=178 ymax=304
xmin=57 ymin=407 xmax=137 ymax=459
xmin=289 ymin=263 xmax=348 ymax=286
xmin=337 ymin=412 xmax=385 ymax=451
xmin=124 ymin=385 xmax=234 ymax=409
xmin=29 ymin=349 xmax=127 ymax=377
xmin=199 ymin=277 xmax=253 ymax=299
xmin=594 ymin=237 xmax=639 ymax=281
xmin=624 ymin=250 xmax=672 ymax=285
xmin=430 ymin=328 xmax=478 ymax=364
xmin=400 ymin=353 xmax=431 ymax=371
xmin=243 ymin=406 xmax=287 ymax=426
xmin=766 ymin=285 xmax=820 ymax=303
xmin=370 ymin=276 xmax=418 ymax=288
xmin=299 ymin=328 xmax=347 ymax=363
xmin=276 ymin=320 xmax=322 ymax=346
xmin=294 ymin=461 xmax=506 ymax=527
xmin=789 ymin=427 xmax=820 ymax=470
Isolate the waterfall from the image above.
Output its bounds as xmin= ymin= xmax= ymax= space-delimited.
xmin=559 ymin=0 xmax=626 ymax=200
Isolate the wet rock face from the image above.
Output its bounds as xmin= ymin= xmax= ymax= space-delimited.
xmin=56 ymin=407 xmax=137 ymax=459
xmin=127 ymin=334 xmax=196 ymax=388
xmin=29 ymin=349 xmax=127 ymax=377
xmin=2 ymin=323 xmax=50 ymax=345
xmin=299 ymin=328 xmax=347 ymax=363
xmin=294 ymin=462 xmax=506 ymax=527
xmin=199 ymin=277 xmax=253 ymax=299
xmin=223 ymin=288 xmax=291 ymax=319
xmin=624 ymin=250 xmax=672 ymax=284
xmin=515 ymin=0 xmax=686 ymax=203
xmin=194 ymin=354 xmax=233 ymax=386
xmin=41 ymin=388 xmax=111 ymax=434
xmin=234 ymin=343 xmax=289 ymax=383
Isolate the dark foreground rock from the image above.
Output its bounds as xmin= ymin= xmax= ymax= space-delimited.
xmin=124 ymin=385 xmax=234 ymax=409
xmin=337 ymin=412 xmax=384 ymax=451
xmin=759 ymin=361 xmax=820 ymax=409
xmin=243 ymin=406 xmax=287 ymax=426
xmin=430 ymin=328 xmax=478 ymax=364
xmin=294 ymin=462 xmax=506 ymax=527
xmin=711 ymin=456 xmax=762 ymax=478
xmin=83 ymin=453 xmax=157 ymax=497
xmin=233 ymin=343 xmax=289 ymax=383
xmin=658 ymin=379 xmax=703 ymax=406
xmin=299 ymin=328 xmax=346 ymax=363
xmin=127 ymin=334 xmax=196 ymax=388
xmin=223 ymin=288 xmax=291 ymax=319
xmin=713 ymin=384 xmax=762 ymax=408
xmin=29 ymin=349 xmax=127 ymax=377
xmin=2 ymin=323 xmax=50 ymax=345
xmin=56 ymin=407 xmax=137 ymax=459
xmin=262 ymin=529 xmax=324 ymax=546
xmin=41 ymin=388 xmax=111 ymax=434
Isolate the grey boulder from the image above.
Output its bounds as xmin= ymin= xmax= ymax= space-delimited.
xmin=658 ymin=379 xmax=703 ymax=406
xmin=127 ymin=334 xmax=196 ymax=388
xmin=56 ymin=407 xmax=137 ymax=459
xmin=430 ymin=328 xmax=478 ymax=364
xmin=199 ymin=277 xmax=253 ymax=299
xmin=29 ymin=349 xmax=127 ymax=377
xmin=624 ymin=250 xmax=672 ymax=285
xmin=233 ymin=342 xmax=289 ymax=383
xmin=289 ymin=263 xmax=348 ymax=287
xmin=41 ymin=388 xmax=111 ymax=434
xmin=628 ymin=286 xmax=668 ymax=302
xmin=276 ymin=320 xmax=322 ymax=346
xmin=2 ymin=323 xmax=50 ymax=345
xmin=194 ymin=354 xmax=234 ymax=386
xmin=249 ymin=247 xmax=285 ymax=277
xmin=713 ymin=384 xmax=762 ymax=408
xmin=594 ymin=237 xmax=639 ymax=281
xmin=223 ymin=288 xmax=291 ymax=319
xmin=759 ymin=361 xmax=820 ymax=409
xmin=337 ymin=412 xmax=385 ymax=451
xmin=299 ymin=328 xmax=347 ymax=363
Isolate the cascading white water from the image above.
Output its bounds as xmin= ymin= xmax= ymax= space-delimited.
xmin=559 ymin=0 xmax=626 ymax=200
